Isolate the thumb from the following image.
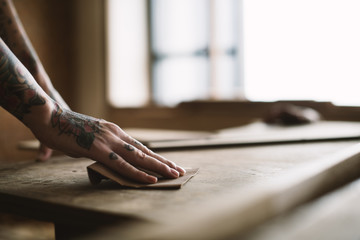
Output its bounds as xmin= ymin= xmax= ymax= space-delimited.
xmin=36 ymin=143 xmax=53 ymax=162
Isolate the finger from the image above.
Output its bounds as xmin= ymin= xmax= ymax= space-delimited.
xmin=145 ymin=148 xmax=186 ymax=176
xmin=105 ymin=151 xmax=157 ymax=184
xmin=36 ymin=144 xmax=53 ymax=162
xmin=122 ymin=136 xmax=186 ymax=176
xmin=118 ymin=142 xmax=180 ymax=179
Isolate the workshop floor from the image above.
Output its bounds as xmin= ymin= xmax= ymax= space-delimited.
xmin=0 ymin=213 xmax=54 ymax=240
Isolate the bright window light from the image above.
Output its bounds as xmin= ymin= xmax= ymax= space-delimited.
xmin=243 ymin=0 xmax=360 ymax=106
xmin=106 ymin=0 xmax=149 ymax=107
xmin=107 ymin=0 xmax=360 ymax=107
xmin=151 ymin=0 xmax=210 ymax=106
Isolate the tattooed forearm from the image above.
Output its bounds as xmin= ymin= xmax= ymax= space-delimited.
xmin=0 ymin=42 xmax=45 ymax=120
xmin=0 ymin=1 xmax=68 ymax=109
xmin=51 ymin=102 xmax=102 ymax=150
xmin=0 ymin=0 xmax=18 ymax=49
xmin=0 ymin=0 xmax=38 ymax=74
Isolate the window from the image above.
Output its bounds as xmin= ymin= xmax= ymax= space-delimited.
xmin=106 ymin=0 xmax=149 ymax=107
xmin=151 ymin=0 xmax=242 ymax=106
xmin=243 ymin=0 xmax=360 ymax=106
xmin=107 ymin=0 xmax=360 ymax=107
xmin=106 ymin=0 xmax=241 ymax=107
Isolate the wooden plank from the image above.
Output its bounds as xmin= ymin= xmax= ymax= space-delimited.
xmin=0 ymin=141 xmax=357 ymax=230
xmin=241 ymin=178 xmax=360 ymax=240
xmin=18 ymin=121 xmax=360 ymax=151
xmin=85 ymin=142 xmax=360 ymax=240
xmin=146 ymin=121 xmax=360 ymax=150
xmin=17 ymin=128 xmax=211 ymax=151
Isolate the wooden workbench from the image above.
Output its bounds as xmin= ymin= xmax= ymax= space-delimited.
xmin=1 ymin=122 xmax=360 ymax=239
xmin=241 ymin=176 xmax=360 ymax=240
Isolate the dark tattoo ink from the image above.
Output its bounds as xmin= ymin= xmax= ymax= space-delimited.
xmin=0 ymin=2 xmax=21 ymax=50
xmin=109 ymin=152 xmax=118 ymax=160
xmin=0 ymin=5 xmax=12 ymax=48
xmin=0 ymin=43 xmax=45 ymax=120
xmin=132 ymin=139 xmax=142 ymax=146
xmin=124 ymin=143 xmax=135 ymax=151
xmin=51 ymin=102 xmax=102 ymax=150
xmin=0 ymin=2 xmax=40 ymax=75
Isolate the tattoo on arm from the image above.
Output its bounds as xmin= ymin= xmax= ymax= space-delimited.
xmin=0 ymin=0 xmax=63 ymax=107
xmin=51 ymin=102 xmax=102 ymax=150
xmin=0 ymin=0 xmax=39 ymax=74
xmin=0 ymin=41 xmax=45 ymax=120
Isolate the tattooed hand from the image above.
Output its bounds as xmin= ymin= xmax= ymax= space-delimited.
xmin=0 ymin=33 xmax=185 ymax=183
xmin=43 ymin=102 xmax=186 ymax=183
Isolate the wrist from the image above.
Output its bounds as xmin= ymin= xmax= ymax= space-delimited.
xmin=33 ymin=102 xmax=103 ymax=158
xmin=33 ymin=65 xmax=53 ymax=93
xmin=33 ymin=66 xmax=70 ymax=110
xmin=23 ymin=97 xmax=55 ymax=140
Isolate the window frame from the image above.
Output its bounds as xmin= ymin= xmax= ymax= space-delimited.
xmin=100 ymin=0 xmax=360 ymax=130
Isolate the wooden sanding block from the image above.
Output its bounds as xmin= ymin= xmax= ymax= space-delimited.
xmin=87 ymin=162 xmax=199 ymax=189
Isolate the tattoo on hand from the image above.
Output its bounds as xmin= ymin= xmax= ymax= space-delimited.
xmin=109 ymin=152 xmax=118 ymax=160
xmin=51 ymin=102 xmax=102 ymax=150
xmin=124 ymin=143 xmax=135 ymax=151
xmin=0 ymin=43 xmax=45 ymax=120
xmin=132 ymin=139 xmax=142 ymax=146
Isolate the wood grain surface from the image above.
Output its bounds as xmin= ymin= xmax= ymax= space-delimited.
xmin=242 ymin=177 xmax=360 ymax=240
xmin=0 ymin=140 xmax=358 ymax=229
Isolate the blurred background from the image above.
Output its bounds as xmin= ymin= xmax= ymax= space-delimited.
xmin=1 ymin=0 xmax=360 ymax=162
xmin=1 ymin=1 xmax=360 ymax=239
xmin=107 ymin=0 xmax=360 ymax=107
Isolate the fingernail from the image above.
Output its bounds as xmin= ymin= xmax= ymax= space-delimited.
xmin=170 ymin=168 xmax=179 ymax=178
xmin=147 ymin=175 xmax=158 ymax=183
xmin=177 ymin=166 xmax=186 ymax=175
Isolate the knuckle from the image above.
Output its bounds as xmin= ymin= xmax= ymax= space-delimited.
xmin=135 ymin=149 xmax=147 ymax=161
xmin=158 ymin=162 xmax=170 ymax=172
xmin=135 ymin=169 xmax=145 ymax=178
xmin=105 ymin=121 xmax=122 ymax=135
xmin=115 ymin=159 xmax=128 ymax=171
xmin=142 ymin=146 xmax=152 ymax=155
xmin=167 ymin=160 xmax=177 ymax=168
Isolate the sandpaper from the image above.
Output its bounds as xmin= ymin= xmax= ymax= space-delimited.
xmin=87 ymin=162 xmax=199 ymax=189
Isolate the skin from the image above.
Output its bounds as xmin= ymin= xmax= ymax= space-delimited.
xmin=0 ymin=0 xmax=186 ymax=183
xmin=0 ymin=0 xmax=68 ymax=161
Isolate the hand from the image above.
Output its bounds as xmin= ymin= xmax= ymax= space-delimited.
xmin=90 ymin=121 xmax=186 ymax=183
xmin=36 ymin=143 xmax=53 ymax=162
xmin=0 ymin=34 xmax=184 ymax=183
xmin=35 ymin=102 xmax=186 ymax=184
